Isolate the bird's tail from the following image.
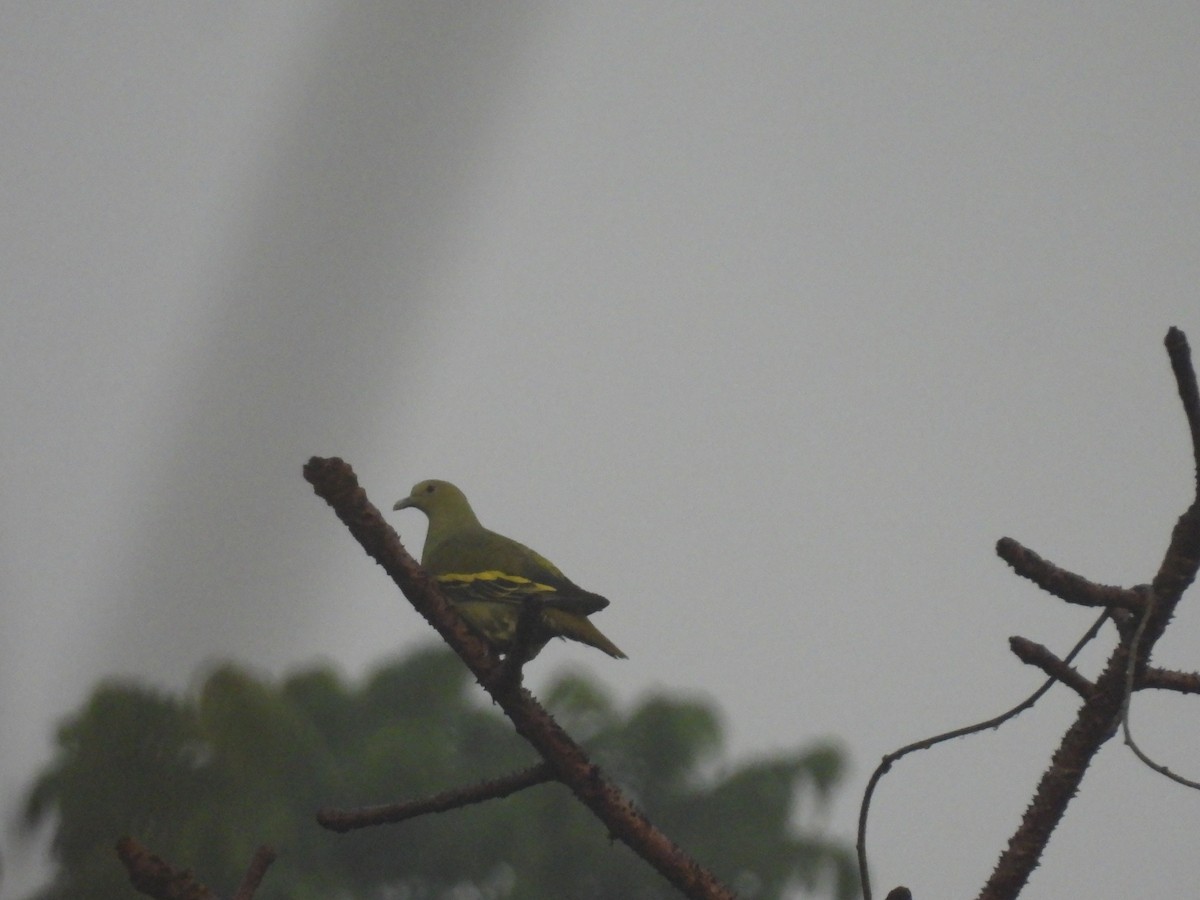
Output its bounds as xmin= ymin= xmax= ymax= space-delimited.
xmin=542 ymin=608 xmax=627 ymax=659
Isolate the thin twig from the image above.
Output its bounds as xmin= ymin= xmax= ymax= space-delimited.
xmin=856 ymin=611 xmax=1108 ymax=900
xmin=1120 ymin=593 xmax=1200 ymax=790
xmin=317 ymin=763 xmax=556 ymax=832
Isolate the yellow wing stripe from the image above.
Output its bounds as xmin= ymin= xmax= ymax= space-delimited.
xmin=437 ymin=571 xmax=557 ymax=593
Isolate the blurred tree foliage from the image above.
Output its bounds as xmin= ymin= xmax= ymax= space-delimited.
xmin=21 ymin=645 xmax=857 ymax=899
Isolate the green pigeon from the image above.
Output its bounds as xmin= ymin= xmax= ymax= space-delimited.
xmin=393 ymin=479 xmax=626 ymax=660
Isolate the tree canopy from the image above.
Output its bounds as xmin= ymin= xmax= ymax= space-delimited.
xmin=22 ymin=645 xmax=856 ymax=899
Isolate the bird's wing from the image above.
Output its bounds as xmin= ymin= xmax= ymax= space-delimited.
xmin=435 ymin=570 xmax=555 ymax=606
xmin=427 ymin=531 xmax=610 ymax=614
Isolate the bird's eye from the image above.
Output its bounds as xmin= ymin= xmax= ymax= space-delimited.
xmin=424 ymin=484 xmax=436 ymax=494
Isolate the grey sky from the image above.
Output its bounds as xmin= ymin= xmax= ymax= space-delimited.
xmin=3 ymin=4 xmax=1199 ymax=898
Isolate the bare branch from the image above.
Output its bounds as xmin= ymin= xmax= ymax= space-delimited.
xmin=1166 ymin=326 xmax=1200 ymax=483
xmin=231 ymin=846 xmax=277 ymax=900
xmin=994 ymin=539 xmax=1145 ymax=611
xmin=980 ymin=329 xmax=1200 ymax=900
xmin=1122 ymin=738 xmax=1200 ymax=790
xmin=1008 ymin=637 xmax=1094 ymax=699
xmin=979 ymin=651 xmax=1128 ymax=900
xmin=304 ymin=457 xmax=737 ymax=900
xmin=302 ymin=457 xmax=500 ymax=673
xmin=1139 ymin=667 xmax=1200 ymax=694
xmin=1151 ymin=329 xmax=1200 ymax=630
xmin=116 ymin=836 xmax=218 ymax=900
xmin=116 ymin=837 xmax=276 ymax=900
xmin=856 ymin=611 xmax=1108 ymax=900
xmin=1119 ymin=597 xmax=1200 ymax=790
xmin=317 ymin=763 xmax=556 ymax=832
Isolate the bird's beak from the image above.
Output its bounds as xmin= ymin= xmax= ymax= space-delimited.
xmin=393 ymin=497 xmax=413 ymax=511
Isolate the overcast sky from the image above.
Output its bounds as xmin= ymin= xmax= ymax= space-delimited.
xmin=3 ymin=5 xmax=1200 ymax=898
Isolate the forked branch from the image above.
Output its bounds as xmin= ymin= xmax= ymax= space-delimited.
xmin=304 ymin=457 xmax=737 ymax=900
xmin=860 ymin=329 xmax=1200 ymax=900
xmin=116 ymin=837 xmax=275 ymax=900
xmin=979 ymin=327 xmax=1200 ymax=900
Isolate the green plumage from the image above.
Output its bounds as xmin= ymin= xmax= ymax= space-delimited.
xmin=393 ymin=480 xmax=626 ymax=660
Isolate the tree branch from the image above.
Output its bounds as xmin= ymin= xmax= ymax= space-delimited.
xmin=1139 ymin=667 xmax=1200 ymax=694
xmin=304 ymin=457 xmax=737 ymax=900
xmin=1167 ymin=325 xmax=1200 ymax=483
xmin=994 ymin=539 xmax=1145 ymax=612
xmin=1008 ymin=637 xmax=1094 ymax=699
xmin=856 ymin=611 xmax=1108 ymax=900
xmin=979 ymin=328 xmax=1200 ymax=900
xmin=116 ymin=837 xmax=275 ymax=900
xmin=317 ymin=763 xmax=556 ymax=832
xmin=117 ymin=837 xmax=217 ymax=900
xmin=231 ymin=846 xmax=277 ymax=900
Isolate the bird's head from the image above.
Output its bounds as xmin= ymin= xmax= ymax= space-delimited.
xmin=393 ymin=479 xmax=477 ymax=525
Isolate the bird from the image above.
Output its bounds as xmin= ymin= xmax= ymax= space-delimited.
xmin=393 ymin=479 xmax=625 ymax=660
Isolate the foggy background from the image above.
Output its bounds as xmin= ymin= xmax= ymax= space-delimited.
xmin=3 ymin=4 xmax=1199 ymax=897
